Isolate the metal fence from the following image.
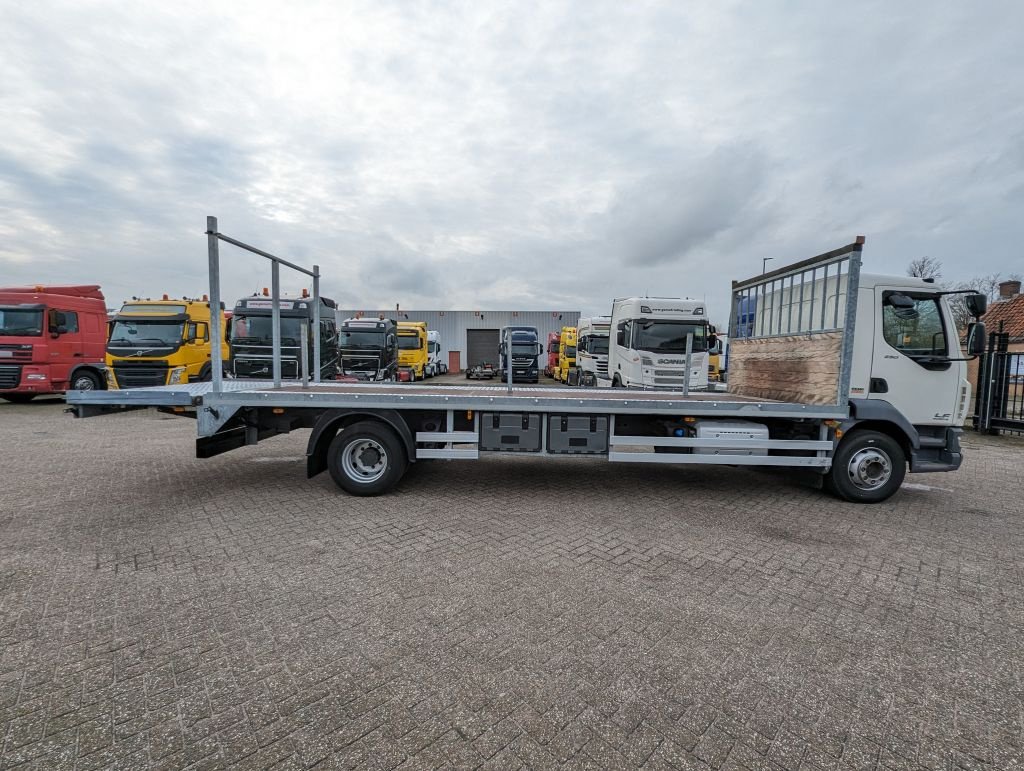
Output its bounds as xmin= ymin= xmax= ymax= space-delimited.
xmin=975 ymin=332 xmax=1024 ymax=434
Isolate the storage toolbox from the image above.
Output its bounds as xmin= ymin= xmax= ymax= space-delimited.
xmin=692 ymin=419 xmax=769 ymax=456
xmin=479 ymin=412 xmax=542 ymax=452
xmin=547 ymin=414 xmax=608 ymax=454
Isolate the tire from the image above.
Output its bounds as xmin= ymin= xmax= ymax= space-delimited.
xmin=327 ymin=421 xmax=408 ymax=496
xmin=612 ymin=375 xmax=622 ymax=388
xmin=198 ymin=364 xmax=213 ymax=382
xmin=825 ymin=430 xmax=906 ymax=503
xmin=70 ymin=371 xmax=101 ymax=391
xmin=1 ymin=394 xmax=36 ymax=403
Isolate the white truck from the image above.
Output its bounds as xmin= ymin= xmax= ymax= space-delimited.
xmin=575 ymin=316 xmax=611 ymax=387
xmin=426 ymin=330 xmax=446 ymax=377
xmin=67 ymin=222 xmax=988 ymax=505
xmin=609 ymin=297 xmax=716 ymax=391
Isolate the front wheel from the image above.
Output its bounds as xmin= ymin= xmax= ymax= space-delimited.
xmin=327 ymin=421 xmax=408 ymax=496
xmin=71 ymin=371 xmax=101 ymax=391
xmin=825 ymin=430 xmax=906 ymax=503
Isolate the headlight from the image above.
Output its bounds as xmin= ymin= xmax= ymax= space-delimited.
xmin=106 ymin=369 xmax=117 ymax=388
xmin=26 ymin=373 xmax=47 ymax=381
xmin=641 ymin=356 xmax=654 ymax=366
xmin=168 ymin=367 xmax=187 ymax=384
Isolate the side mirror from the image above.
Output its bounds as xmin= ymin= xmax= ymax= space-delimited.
xmin=616 ymin=330 xmax=624 ymax=346
xmin=534 ymin=342 xmax=542 ymax=356
xmin=964 ymin=293 xmax=987 ymax=318
xmin=966 ymin=321 xmax=986 ymax=356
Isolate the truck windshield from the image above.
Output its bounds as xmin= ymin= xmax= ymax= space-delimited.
xmin=563 ymin=346 xmax=577 ymax=358
xmin=231 ymin=315 xmax=304 ymax=344
xmin=341 ymin=330 xmax=385 ymax=347
xmin=634 ymin=321 xmax=708 ymax=352
xmin=590 ymin=336 xmax=609 ymax=355
xmin=0 ymin=309 xmax=43 ymax=336
xmin=109 ymin=320 xmax=184 ymax=345
xmin=512 ymin=344 xmax=536 ymax=357
xmin=397 ymin=335 xmax=421 ymax=350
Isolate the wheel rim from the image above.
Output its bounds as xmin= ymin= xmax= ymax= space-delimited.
xmin=341 ymin=438 xmax=388 ymax=483
xmin=847 ymin=447 xmax=892 ymax=491
xmin=74 ymin=375 xmax=95 ymax=390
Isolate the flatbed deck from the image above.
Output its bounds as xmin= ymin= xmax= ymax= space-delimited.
xmin=67 ymin=380 xmax=847 ymax=418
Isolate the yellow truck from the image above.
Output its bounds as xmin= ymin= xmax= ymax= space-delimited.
xmin=554 ymin=326 xmax=578 ymax=384
xmin=106 ymin=296 xmax=229 ymax=387
xmin=396 ymin=321 xmax=428 ymax=381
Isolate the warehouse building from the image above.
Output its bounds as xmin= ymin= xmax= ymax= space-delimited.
xmin=335 ymin=310 xmax=580 ymax=372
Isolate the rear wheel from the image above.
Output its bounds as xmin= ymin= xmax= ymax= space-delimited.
xmin=825 ymin=430 xmax=906 ymax=503
xmin=1 ymin=394 xmax=36 ymax=403
xmin=198 ymin=364 xmax=212 ymax=382
xmin=71 ymin=371 xmax=101 ymax=391
xmin=327 ymin=421 xmax=408 ymax=496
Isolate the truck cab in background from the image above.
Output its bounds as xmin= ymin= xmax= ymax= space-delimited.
xmin=554 ymin=326 xmax=577 ymax=384
xmin=544 ymin=332 xmax=560 ymax=377
xmin=107 ymin=297 xmax=230 ymax=388
xmin=340 ymin=317 xmax=398 ymax=381
xmin=575 ymin=316 xmax=611 ymax=387
xmin=230 ymin=293 xmax=340 ymax=380
xmin=0 ymin=285 xmax=108 ymax=401
xmin=498 ymin=326 xmax=541 ymax=383
xmin=426 ymin=330 xmax=445 ymax=376
xmin=397 ymin=321 xmax=429 ymax=381
xmin=609 ymin=297 xmax=715 ymax=390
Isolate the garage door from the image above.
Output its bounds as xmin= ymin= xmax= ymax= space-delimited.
xmin=466 ymin=329 xmax=499 ymax=368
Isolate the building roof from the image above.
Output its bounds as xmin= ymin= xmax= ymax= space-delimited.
xmin=985 ymin=294 xmax=1024 ymax=340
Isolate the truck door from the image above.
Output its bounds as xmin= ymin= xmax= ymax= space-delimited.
xmin=870 ymin=287 xmax=959 ymax=425
xmin=49 ymin=309 xmax=81 ymax=387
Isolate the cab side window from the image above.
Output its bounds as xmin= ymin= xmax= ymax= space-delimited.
xmin=197 ymin=322 xmax=210 ymax=342
xmin=63 ymin=312 xmax=79 ymax=333
xmin=881 ymin=294 xmax=947 ymax=357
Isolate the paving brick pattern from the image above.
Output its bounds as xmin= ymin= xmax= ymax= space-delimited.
xmin=0 ymin=399 xmax=1022 ymax=770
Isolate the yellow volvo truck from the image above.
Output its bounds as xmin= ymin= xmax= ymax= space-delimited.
xmin=555 ymin=326 xmax=578 ymax=384
xmin=106 ymin=296 xmax=229 ymax=388
xmin=396 ymin=321 xmax=429 ymax=381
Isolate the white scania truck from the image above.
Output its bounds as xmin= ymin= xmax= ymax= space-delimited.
xmin=609 ymin=298 xmax=716 ymax=391
xmin=575 ymin=316 xmax=611 ymax=387
xmin=67 ymin=222 xmax=988 ymax=505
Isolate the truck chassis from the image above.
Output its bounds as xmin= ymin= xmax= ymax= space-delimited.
xmin=65 ymin=220 xmax=968 ymax=504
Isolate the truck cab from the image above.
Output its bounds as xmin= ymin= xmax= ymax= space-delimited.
xmin=609 ymin=297 xmax=715 ymax=390
xmin=575 ymin=316 xmax=611 ymax=387
xmin=426 ymin=330 xmax=444 ymax=376
xmin=0 ymin=284 xmax=108 ymax=401
xmin=544 ymin=332 xmax=560 ymax=377
xmin=230 ymin=293 xmax=339 ymax=380
xmin=554 ymin=326 xmax=577 ymax=384
xmin=339 ymin=317 xmax=398 ymax=381
xmin=107 ymin=297 xmax=230 ymax=388
xmin=498 ymin=326 xmax=541 ymax=383
xmin=397 ymin=321 xmax=429 ymax=381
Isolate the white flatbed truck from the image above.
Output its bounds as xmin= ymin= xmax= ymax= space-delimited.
xmin=66 ymin=220 xmax=989 ymax=503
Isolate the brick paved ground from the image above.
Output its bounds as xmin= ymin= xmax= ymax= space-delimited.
xmin=0 ymin=399 xmax=1022 ymax=770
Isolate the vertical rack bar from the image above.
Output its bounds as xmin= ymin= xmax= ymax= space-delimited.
xmin=835 ymin=250 xmax=861 ymax=405
xmin=271 ymin=260 xmax=282 ymax=387
xmin=796 ymin=270 xmax=806 ymax=333
xmin=506 ymin=328 xmax=513 ymax=393
xmin=312 ymin=265 xmax=321 ymax=382
xmin=205 ymin=216 xmax=223 ymax=395
xmin=833 ymin=261 xmax=844 ymax=329
xmin=808 ymin=267 xmax=818 ymax=332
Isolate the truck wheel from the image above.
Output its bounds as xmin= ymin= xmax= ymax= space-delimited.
xmin=199 ymin=364 xmax=212 ymax=382
xmin=612 ymin=375 xmax=622 ymax=388
xmin=1 ymin=394 xmax=35 ymax=403
xmin=825 ymin=430 xmax=906 ymax=503
xmin=327 ymin=421 xmax=408 ymax=496
xmin=71 ymin=371 xmax=101 ymax=391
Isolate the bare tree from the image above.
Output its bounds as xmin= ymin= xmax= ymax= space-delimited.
xmin=947 ymin=272 xmax=1024 ymax=330
xmin=906 ymin=256 xmax=943 ymax=281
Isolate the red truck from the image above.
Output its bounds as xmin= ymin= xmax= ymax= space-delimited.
xmin=544 ymin=331 xmax=560 ymax=377
xmin=0 ymin=285 xmax=109 ymax=402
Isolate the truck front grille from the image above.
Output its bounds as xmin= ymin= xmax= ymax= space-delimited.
xmin=0 ymin=365 xmax=22 ymax=389
xmin=0 ymin=345 xmax=32 ymax=361
xmin=234 ymin=358 xmax=299 ymax=379
xmin=113 ymin=363 xmax=168 ymax=388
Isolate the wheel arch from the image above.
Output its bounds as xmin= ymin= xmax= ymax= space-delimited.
xmin=68 ymin=364 xmax=108 ymax=390
xmin=307 ymin=409 xmax=415 ymax=478
xmin=843 ymin=399 xmax=919 ymax=458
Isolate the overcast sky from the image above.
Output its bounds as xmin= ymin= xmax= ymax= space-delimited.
xmin=2 ymin=1 xmax=1022 ymax=323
